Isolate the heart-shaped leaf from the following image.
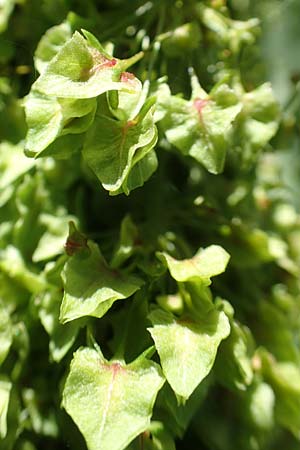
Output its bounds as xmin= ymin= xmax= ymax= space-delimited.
xmin=82 ymin=100 xmax=157 ymax=194
xmin=62 ymin=347 xmax=165 ymax=450
xmin=60 ymin=241 xmax=142 ymax=323
xmin=33 ymin=31 xmax=143 ymax=99
xmin=148 ymin=308 xmax=230 ymax=400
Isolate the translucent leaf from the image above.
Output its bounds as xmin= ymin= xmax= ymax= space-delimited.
xmin=0 ymin=272 xmax=28 ymax=313
xmin=157 ymin=245 xmax=230 ymax=285
xmin=160 ymin=83 xmax=241 ymax=174
xmin=233 ymin=83 xmax=279 ymax=166
xmin=34 ymin=22 xmax=72 ymax=74
xmin=148 ymin=308 xmax=230 ymax=400
xmin=0 ymin=246 xmax=46 ymax=294
xmin=108 ymin=74 xmax=142 ymax=121
xmin=0 ymin=378 xmax=11 ymax=439
xmin=0 ymin=0 xmax=15 ymax=33
xmin=255 ymin=301 xmax=300 ymax=364
xmin=82 ymin=101 xmax=157 ymax=194
xmin=111 ymin=149 xmax=158 ymax=196
xmin=262 ymin=354 xmax=300 ymax=438
xmin=0 ymin=301 xmax=12 ymax=365
xmin=35 ymin=133 xmax=85 ymax=159
xmin=215 ymin=320 xmax=254 ymax=391
xmin=24 ymin=92 xmax=63 ymax=157
xmin=33 ymin=31 xmax=142 ymax=99
xmin=24 ymin=91 xmax=96 ymax=157
xmin=62 ymin=347 xmax=165 ymax=450
xmin=199 ymin=5 xmax=260 ymax=53
xmin=0 ymin=142 xmax=35 ymax=207
xmin=22 ymin=387 xmax=59 ymax=437
xmin=12 ymin=174 xmax=48 ymax=258
xmin=60 ymin=241 xmax=142 ymax=323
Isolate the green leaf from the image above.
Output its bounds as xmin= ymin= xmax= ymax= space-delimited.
xmin=82 ymin=100 xmax=157 ymax=194
xmin=110 ymin=215 xmax=140 ymax=268
xmin=233 ymin=82 xmax=279 ymax=166
xmin=0 ymin=142 xmax=35 ymax=207
xmin=24 ymin=91 xmax=96 ymax=157
xmin=0 ymin=0 xmax=15 ymax=33
xmin=109 ymin=293 xmax=153 ymax=363
xmin=33 ymin=31 xmax=143 ymax=99
xmin=157 ymin=245 xmax=230 ymax=285
xmin=215 ymin=320 xmax=254 ymax=391
xmin=148 ymin=308 xmax=230 ymax=400
xmin=0 ymin=272 xmax=28 ymax=313
xmin=0 ymin=378 xmax=12 ymax=439
xmin=160 ymin=83 xmax=241 ymax=174
xmin=0 ymin=246 xmax=46 ymax=294
xmin=108 ymin=74 xmax=142 ymax=121
xmin=262 ymin=353 xmax=300 ymax=438
xmin=62 ymin=347 xmax=165 ymax=450
xmin=156 ymin=381 xmax=210 ymax=438
xmin=32 ymin=214 xmax=76 ymax=262
xmin=24 ymin=92 xmax=63 ymax=157
xmin=245 ymin=382 xmax=275 ymax=431
xmin=143 ymin=421 xmax=176 ymax=450
xmin=35 ymin=133 xmax=85 ymax=159
xmin=0 ymin=300 xmax=13 ymax=366
xmin=12 ymin=174 xmax=48 ymax=259
xmin=111 ymin=149 xmax=158 ymax=196
xmin=60 ymin=241 xmax=142 ymax=323
xmin=199 ymin=5 xmax=260 ymax=53
xmin=39 ymin=290 xmax=84 ymax=362
xmin=34 ymin=22 xmax=72 ymax=74
xmin=255 ymin=301 xmax=300 ymax=364
xmin=161 ymin=22 xmax=202 ymax=58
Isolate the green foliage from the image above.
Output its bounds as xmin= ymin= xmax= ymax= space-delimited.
xmin=1 ymin=1 xmax=300 ymax=449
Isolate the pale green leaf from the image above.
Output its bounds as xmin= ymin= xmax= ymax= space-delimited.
xmin=39 ymin=290 xmax=84 ymax=362
xmin=200 ymin=5 xmax=260 ymax=53
xmin=32 ymin=213 xmax=76 ymax=262
xmin=0 ymin=142 xmax=35 ymax=207
xmin=62 ymin=347 xmax=165 ymax=450
xmin=0 ymin=0 xmax=15 ymax=33
xmin=108 ymin=74 xmax=142 ymax=121
xmin=144 ymin=421 xmax=176 ymax=450
xmin=111 ymin=149 xmax=158 ymax=196
xmin=148 ymin=308 xmax=230 ymax=400
xmin=0 ymin=246 xmax=46 ymax=294
xmin=0 ymin=378 xmax=12 ymax=439
xmin=34 ymin=22 xmax=72 ymax=74
xmin=0 ymin=300 xmax=13 ymax=366
xmin=82 ymin=103 xmax=157 ymax=194
xmin=24 ymin=92 xmax=63 ymax=157
xmin=157 ymin=380 xmax=210 ymax=438
xmin=247 ymin=382 xmax=275 ymax=431
xmin=33 ymin=31 xmax=142 ymax=99
xmin=24 ymin=91 xmax=96 ymax=157
xmin=215 ymin=320 xmax=254 ymax=391
xmin=233 ymin=82 xmax=279 ymax=165
xmin=262 ymin=354 xmax=300 ymax=437
xmin=110 ymin=215 xmax=140 ymax=268
xmin=60 ymin=241 xmax=142 ymax=323
xmin=157 ymin=245 xmax=230 ymax=285
xmin=160 ymin=84 xmax=241 ymax=174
